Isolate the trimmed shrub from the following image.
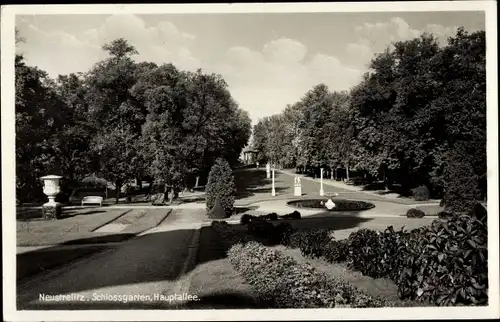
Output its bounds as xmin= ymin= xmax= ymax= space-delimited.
xmin=346 ymin=229 xmax=386 ymax=277
xmin=280 ymin=210 xmax=301 ymax=219
xmin=240 ymin=213 xmax=256 ymax=225
xmin=406 ymin=208 xmax=426 ymax=218
xmin=323 ymin=239 xmax=349 ymax=263
xmin=228 ymin=241 xmax=390 ymax=308
xmin=268 ymin=212 xmax=279 ymax=221
xmin=205 ymin=158 xmax=235 ymax=217
xmin=287 ymin=229 xmax=332 ymax=258
xmin=207 ymin=196 xmax=227 ymax=219
xmin=247 ymin=220 xmax=274 ymax=238
xmin=411 ymin=185 xmax=430 ymax=201
xmin=274 ymin=222 xmax=295 ymax=245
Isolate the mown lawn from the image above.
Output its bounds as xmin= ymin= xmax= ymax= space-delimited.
xmin=17 ymin=208 xmax=171 ymax=246
xmin=182 ymin=226 xmax=263 ymax=309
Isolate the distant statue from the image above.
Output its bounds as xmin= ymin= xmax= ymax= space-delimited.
xmin=294 ymin=176 xmax=301 ymax=186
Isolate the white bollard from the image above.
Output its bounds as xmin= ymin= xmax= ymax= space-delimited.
xmin=271 ymin=169 xmax=276 ymax=196
xmin=320 ymin=168 xmax=325 ymax=196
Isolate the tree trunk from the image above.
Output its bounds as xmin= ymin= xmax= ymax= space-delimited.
xmin=195 ymin=176 xmax=200 ymax=188
xmin=345 ymin=163 xmax=350 ymax=182
xmin=331 ymin=167 xmax=334 ymax=180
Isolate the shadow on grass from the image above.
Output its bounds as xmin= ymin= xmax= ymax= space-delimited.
xmin=60 ymin=233 xmax=136 ymax=245
xmin=17 ymin=245 xmax=111 ymax=282
xmin=233 ymin=169 xmax=275 ymax=200
xmin=234 ymin=206 xmax=259 ymax=214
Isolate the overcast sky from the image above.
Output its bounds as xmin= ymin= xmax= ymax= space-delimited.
xmin=16 ymin=12 xmax=484 ymax=124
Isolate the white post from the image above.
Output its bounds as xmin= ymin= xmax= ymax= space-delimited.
xmin=271 ymin=168 xmax=276 ymax=196
xmin=320 ymin=168 xmax=325 ymax=196
xmin=266 ymin=162 xmax=271 ymax=179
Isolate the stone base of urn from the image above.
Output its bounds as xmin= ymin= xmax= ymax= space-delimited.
xmin=42 ymin=203 xmax=62 ymax=220
xmin=294 ymin=185 xmax=302 ymax=197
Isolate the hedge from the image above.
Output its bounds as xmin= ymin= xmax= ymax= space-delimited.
xmin=283 ymin=209 xmax=488 ymax=306
xmin=228 ymin=241 xmax=391 ymax=308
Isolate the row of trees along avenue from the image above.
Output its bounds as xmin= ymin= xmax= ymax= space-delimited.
xmin=16 ymin=35 xmax=252 ymax=204
xmin=252 ymin=27 xmax=486 ymax=212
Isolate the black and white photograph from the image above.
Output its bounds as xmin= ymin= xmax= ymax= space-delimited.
xmin=1 ymin=2 xmax=498 ymax=321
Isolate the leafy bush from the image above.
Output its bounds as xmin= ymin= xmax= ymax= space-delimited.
xmin=275 ymin=207 xmax=489 ymax=306
xmin=280 ymin=210 xmax=301 ymax=219
xmin=241 ymin=212 xmax=299 ymax=225
xmin=247 ymin=220 xmax=275 ymax=239
xmin=211 ymin=220 xmax=252 ymax=248
xmin=273 ymin=222 xmax=295 ymax=245
xmin=268 ymin=212 xmax=279 ymax=221
xmin=406 ymin=208 xmax=426 ymax=218
xmin=228 ymin=241 xmax=390 ymax=308
xmin=240 ymin=214 xmax=256 ymax=225
xmin=346 ymin=229 xmax=386 ymax=277
xmin=323 ymin=239 xmax=349 ymax=263
xmin=287 ymin=229 xmax=332 ymax=258
xmin=438 ymin=211 xmax=454 ymax=220
xmin=205 ymin=158 xmax=235 ymax=217
xmin=396 ymin=214 xmax=488 ymax=306
xmin=411 ymin=185 xmax=430 ymax=201
xmin=471 ymin=202 xmax=487 ymax=221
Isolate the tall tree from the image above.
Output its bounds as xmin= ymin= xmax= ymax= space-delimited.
xmin=84 ymin=38 xmax=142 ymax=201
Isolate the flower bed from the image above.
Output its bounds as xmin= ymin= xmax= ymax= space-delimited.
xmin=287 ymin=199 xmax=375 ymax=212
xmin=240 ymin=211 xmax=302 ymax=225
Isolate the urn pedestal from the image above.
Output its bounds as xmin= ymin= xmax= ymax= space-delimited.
xmin=294 ymin=176 xmax=302 ymax=196
xmin=294 ymin=185 xmax=302 ymax=197
xmin=41 ymin=175 xmax=63 ymax=220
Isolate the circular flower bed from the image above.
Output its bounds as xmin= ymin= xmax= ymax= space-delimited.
xmin=287 ymin=199 xmax=375 ymax=212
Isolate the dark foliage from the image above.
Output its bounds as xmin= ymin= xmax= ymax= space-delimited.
xmin=207 ymin=196 xmax=229 ymax=219
xmin=280 ymin=210 xmax=302 ymax=219
xmin=240 ymin=213 xmax=254 ymax=225
xmin=441 ymin=144 xmax=482 ymax=213
xmin=346 ymin=229 xmax=385 ymax=277
xmin=228 ymin=241 xmax=391 ymax=308
xmin=396 ymin=215 xmax=488 ymax=306
xmin=406 ymin=208 xmax=426 ymax=218
xmin=470 ymin=202 xmax=487 ymax=221
xmin=322 ymin=239 xmax=349 ymax=263
xmin=438 ymin=211 xmax=454 ymax=220
xmin=206 ymin=158 xmax=236 ymax=216
xmin=287 ymin=229 xmax=332 ymax=258
xmin=287 ymin=199 xmax=374 ymax=212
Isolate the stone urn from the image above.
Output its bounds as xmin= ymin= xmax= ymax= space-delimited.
xmin=41 ymin=175 xmax=63 ymax=219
